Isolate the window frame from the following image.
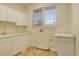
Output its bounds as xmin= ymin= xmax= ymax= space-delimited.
xmin=43 ymin=6 xmax=56 ymax=27
xmin=33 ymin=6 xmax=56 ymax=28
xmin=33 ymin=8 xmax=43 ymax=27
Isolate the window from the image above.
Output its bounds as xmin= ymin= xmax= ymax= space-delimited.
xmin=34 ymin=9 xmax=42 ymax=26
xmin=44 ymin=8 xmax=56 ymax=25
xmin=33 ymin=6 xmax=56 ymax=27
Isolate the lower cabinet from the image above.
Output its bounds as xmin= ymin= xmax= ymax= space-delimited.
xmin=12 ymin=35 xmax=31 ymax=55
xmin=0 ymin=39 xmax=13 ymax=56
xmin=0 ymin=34 xmax=31 ymax=56
xmin=54 ymin=37 xmax=75 ymax=56
xmin=12 ymin=37 xmax=22 ymax=55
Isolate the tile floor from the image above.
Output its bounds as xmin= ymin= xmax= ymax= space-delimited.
xmin=17 ymin=47 xmax=58 ymax=56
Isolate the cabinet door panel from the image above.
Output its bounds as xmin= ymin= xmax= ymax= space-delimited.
xmin=0 ymin=5 xmax=7 ymax=21
xmin=55 ymin=38 xmax=74 ymax=56
xmin=0 ymin=39 xmax=13 ymax=56
xmin=16 ymin=12 xmax=23 ymax=25
xmin=12 ymin=37 xmax=22 ymax=55
xmin=12 ymin=35 xmax=31 ymax=55
xmin=20 ymin=35 xmax=30 ymax=50
xmin=7 ymin=8 xmax=16 ymax=22
xmin=16 ymin=12 xmax=27 ymax=26
xmin=0 ymin=34 xmax=31 ymax=56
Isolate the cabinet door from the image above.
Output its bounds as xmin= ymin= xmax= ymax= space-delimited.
xmin=12 ymin=36 xmax=27 ymax=55
xmin=7 ymin=8 xmax=16 ymax=22
xmin=12 ymin=35 xmax=31 ymax=55
xmin=20 ymin=35 xmax=31 ymax=50
xmin=0 ymin=39 xmax=13 ymax=56
xmin=55 ymin=38 xmax=74 ymax=56
xmin=16 ymin=12 xmax=27 ymax=26
xmin=0 ymin=5 xmax=7 ymax=21
xmin=16 ymin=11 xmax=21 ymax=25
xmin=22 ymin=14 xmax=27 ymax=25
xmin=12 ymin=37 xmax=22 ymax=55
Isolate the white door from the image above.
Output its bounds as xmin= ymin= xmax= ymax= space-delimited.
xmin=32 ymin=27 xmax=55 ymax=49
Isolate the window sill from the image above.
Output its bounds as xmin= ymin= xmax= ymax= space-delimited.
xmin=43 ymin=24 xmax=56 ymax=28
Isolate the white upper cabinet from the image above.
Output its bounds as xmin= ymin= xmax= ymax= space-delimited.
xmin=16 ymin=11 xmax=27 ymax=26
xmin=0 ymin=5 xmax=8 ymax=21
xmin=7 ymin=8 xmax=17 ymax=22
xmin=0 ymin=5 xmax=27 ymax=26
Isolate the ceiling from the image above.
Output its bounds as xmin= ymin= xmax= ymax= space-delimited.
xmin=0 ymin=3 xmax=34 ymax=6
xmin=17 ymin=3 xmax=34 ymax=6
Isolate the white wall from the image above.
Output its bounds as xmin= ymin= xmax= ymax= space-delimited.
xmin=71 ymin=4 xmax=79 ymax=56
xmin=0 ymin=21 xmax=26 ymax=34
xmin=56 ymin=3 xmax=72 ymax=33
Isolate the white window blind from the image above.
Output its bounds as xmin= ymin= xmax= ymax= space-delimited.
xmin=34 ymin=9 xmax=42 ymax=26
xmin=44 ymin=8 xmax=56 ymax=25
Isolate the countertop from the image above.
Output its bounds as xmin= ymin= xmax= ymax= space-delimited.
xmin=54 ymin=32 xmax=75 ymax=38
xmin=0 ymin=32 xmax=32 ymax=39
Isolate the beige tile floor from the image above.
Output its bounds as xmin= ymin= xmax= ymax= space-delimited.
xmin=16 ymin=47 xmax=58 ymax=56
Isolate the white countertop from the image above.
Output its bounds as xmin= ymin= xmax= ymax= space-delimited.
xmin=0 ymin=32 xmax=32 ymax=39
xmin=54 ymin=32 xmax=75 ymax=38
xmin=0 ymin=32 xmax=75 ymax=39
